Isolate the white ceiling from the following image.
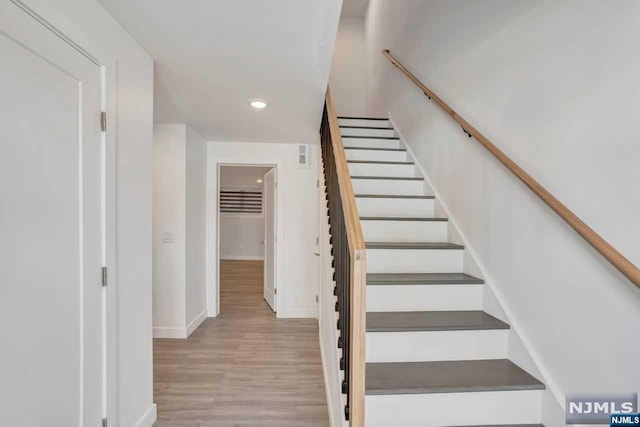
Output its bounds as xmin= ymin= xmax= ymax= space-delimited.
xmin=97 ymin=0 xmax=342 ymax=143
xmin=220 ymin=166 xmax=272 ymax=189
xmin=341 ymin=0 xmax=370 ymax=17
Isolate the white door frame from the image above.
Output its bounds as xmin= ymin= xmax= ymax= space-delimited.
xmin=9 ymin=0 xmax=119 ymax=423
xmin=262 ymin=168 xmax=277 ymax=312
xmin=208 ymin=160 xmax=284 ymax=317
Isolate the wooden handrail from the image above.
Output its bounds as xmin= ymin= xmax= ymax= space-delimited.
xmin=383 ymin=49 xmax=640 ymax=290
xmin=325 ymin=87 xmax=367 ymax=426
xmin=325 ymin=88 xmax=366 ymax=254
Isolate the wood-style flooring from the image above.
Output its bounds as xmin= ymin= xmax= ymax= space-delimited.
xmin=153 ymin=260 xmax=329 ymax=426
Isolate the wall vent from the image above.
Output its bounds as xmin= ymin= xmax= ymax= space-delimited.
xmin=297 ymin=144 xmax=310 ymax=168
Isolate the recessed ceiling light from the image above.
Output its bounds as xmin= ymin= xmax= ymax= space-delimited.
xmin=249 ymin=99 xmax=269 ymax=110
xmin=257 ymin=179 xmax=263 ymax=183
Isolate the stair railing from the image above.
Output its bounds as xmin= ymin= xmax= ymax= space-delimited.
xmin=382 ymin=49 xmax=640 ymax=290
xmin=320 ymin=87 xmax=367 ymax=426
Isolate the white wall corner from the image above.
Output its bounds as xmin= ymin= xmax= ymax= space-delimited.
xmin=186 ymin=308 xmax=208 ymax=337
xmin=134 ymin=403 xmax=157 ymax=427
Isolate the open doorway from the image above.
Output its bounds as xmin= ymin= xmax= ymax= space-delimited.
xmin=218 ymin=165 xmax=277 ymax=316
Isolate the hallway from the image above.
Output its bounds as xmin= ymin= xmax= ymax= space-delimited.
xmin=153 ymin=260 xmax=329 ymax=426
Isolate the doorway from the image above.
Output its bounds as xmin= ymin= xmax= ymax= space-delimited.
xmin=218 ymin=165 xmax=277 ymax=315
xmin=154 ymin=160 xmax=328 ymax=425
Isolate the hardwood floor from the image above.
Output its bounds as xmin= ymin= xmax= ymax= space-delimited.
xmin=153 ymin=260 xmax=329 ymax=426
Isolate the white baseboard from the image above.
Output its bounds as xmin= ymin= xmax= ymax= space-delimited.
xmin=220 ymin=255 xmax=264 ymax=260
xmin=153 ymin=326 xmax=186 ymax=339
xmin=186 ymin=308 xmax=208 ymax=337
xmin=135 ymin=403 xmax=157 ymax=427
xmin=154 ymin=309 xmax=208 ymax=339
xmin=277 ymin=308 xmax=317 ymax=318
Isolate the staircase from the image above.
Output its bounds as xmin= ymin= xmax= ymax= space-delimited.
xmin=338 ymin=116 xmax=546 ymax=427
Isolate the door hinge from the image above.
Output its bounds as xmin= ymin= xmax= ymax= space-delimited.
xmin=274 ymin=288 xmax=277 ymax=295
xmin=316 ymin=295 xmax=319 ymax=303
xmin=316 ymin=237 xmax=319 ymax=245
xmin=102 ymin=418 xmax=108 ymax=427
xmin=101 ymin=266 xmax=108 ymax=287
xmin=100 ymin=112 xmax=107 ymax=132
xmin=316 ymin=179 xmax=319 ymax=188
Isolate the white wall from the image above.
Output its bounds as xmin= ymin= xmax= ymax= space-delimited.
xmin=329 ymin=17 xmax=367 ymax=117
xmin=365 ymin=0 xmax=640 ymax=423
xmin=153 ymin=124 xmax=208 ymax=338
xmin=220 ymin=165 xmax=272 ymax=187
xmin=220 ymin=215 xmax=265 ymax=260
xmin=153 ymin=124 xmax=186 ymax=333
xmin=207 ymin=141 xmax=320 ymax=318
xmin=20 ymin=0 xmax=156 ymax=425
xmin=185 ymin=126 xmax=208 ymax=330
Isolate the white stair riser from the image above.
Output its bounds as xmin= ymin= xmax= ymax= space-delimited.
xmin=356 ymin=198 xmax=435 ymax=218
xmin=346 ymin=149 xmax=407 ymax=162
xmin=349 ymin=163 xmax=417 ymax=178
xmin=341 ymin=127 xmax=395 ymax=138
xmin=352 ymin=179 xmax=424 ymax=196
xmin=342 ymin=138 xmax=400 ymax=149
xmin=361 ymin=220 xmax=448 ymax=242
xmin=338 ymin=118 xmax=390 ymax=128
xmin=366 ymin=330 xmax=508 ymax=362
xmin=367 ymin=284 xmax=482 ymax=312
xmin=366 ymin=248 xmax=463 ymax=273
xmin=365 ymin=390 xmax=542 ymax=427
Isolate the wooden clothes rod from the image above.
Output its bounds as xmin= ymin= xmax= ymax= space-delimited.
xmin=382 ymin=49 xmax=640 ymax=290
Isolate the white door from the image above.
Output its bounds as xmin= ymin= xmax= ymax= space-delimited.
xmin=0 ymin=3 xmax=105 ymax=426
xmin=263 ymin=168 xmax=277 ymax=311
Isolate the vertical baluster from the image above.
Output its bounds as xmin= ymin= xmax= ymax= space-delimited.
xmin=320 ymin=100 xmax=357 ymax=423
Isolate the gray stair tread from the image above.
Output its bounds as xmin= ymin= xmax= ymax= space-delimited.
xmin=342 ymin=135 xmax=399 ymax=140
xmin=340 ymin=125 xmax=394 ymax=129
xmin=340 ymin=135 xmax=400 ymax=139
xmin=360 ymin=217 xmax=448 ymax=222
xmin=367 ymin=272 xmax=484 ymax=285
xmin=338 ymin=116 xmax=388 ymax=120
xmin=355 ymin=194 xmax=434 ymax=199
xmin=348 ymin=160 xmax=414 ymax=165
xmin=366 ymin=359 xmax=545 ymax=395
xmin=367 ymin=311 xmax=509 ymax=332
xmin=344 ymin=146 xmax=406 ymax=152
xmin=351 ymin=176 xmax=424 ymax=180
xmin=366 ymin=242 xmax=464 ymax=250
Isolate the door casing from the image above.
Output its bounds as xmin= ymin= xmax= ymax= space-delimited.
xmin=212 ymin=161 xmax=283 ymax=317
xmin=2 ymin=0 xmax=119 ymax=424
